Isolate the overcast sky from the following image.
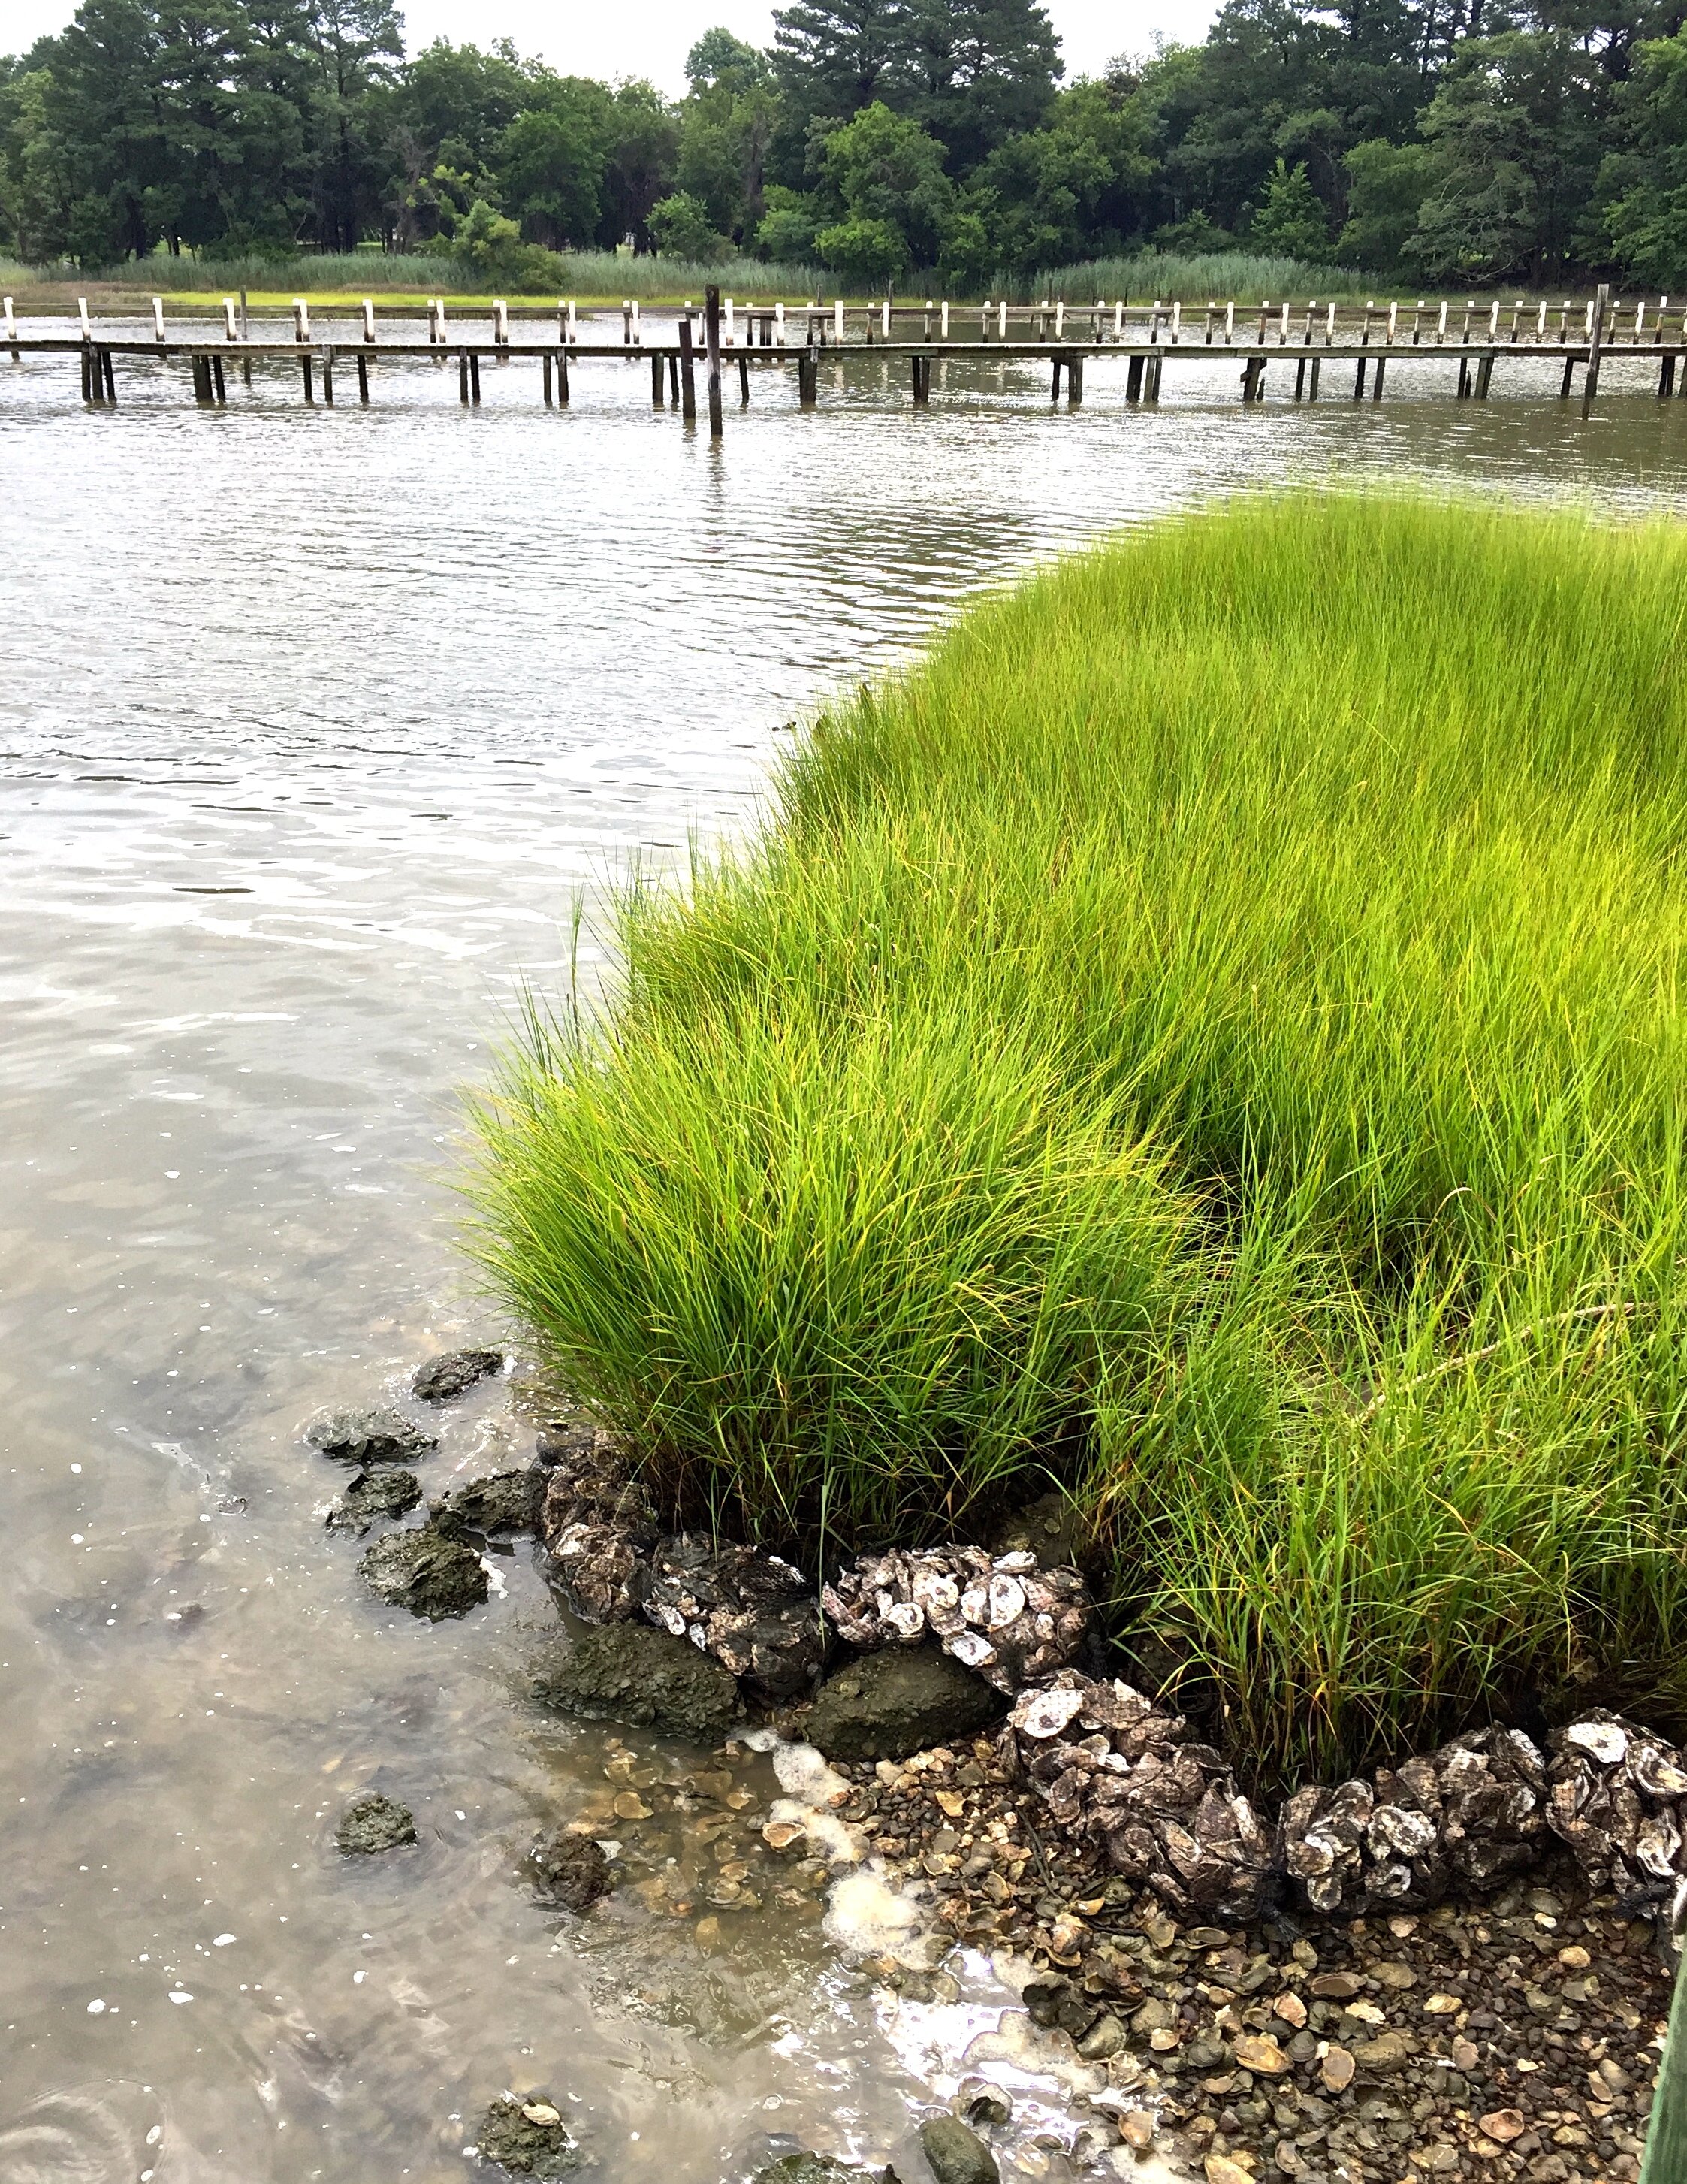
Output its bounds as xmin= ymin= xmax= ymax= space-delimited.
xmin=4 ymin=0 xmax=1220 ymax=93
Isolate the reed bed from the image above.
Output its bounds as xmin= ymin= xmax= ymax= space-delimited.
xmin=1021 ymin=249 xmax=1378 ymax=303
xmin=470 ymin=496 xmax=1687 ymax=1781
xmin=16 ymin=248 xmax=828 ymax=302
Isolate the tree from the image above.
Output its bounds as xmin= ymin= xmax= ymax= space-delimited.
xmin=599 ymin=79 xmax=679 ymax=249
xmin=814 ymin=210 xmax=908 ymax=280
xmin=1247 ymin=156 xmax=1330 ymax=255
xmin=498 ymin=76 xmax=611 ymax=247
xmin=647 ymin=187 xmax=729 ymax=255
xmin=450 ymin=192 xmax=562 ymax=282
xmin=1338 ymin=135 xmax=1430 ymax=265
xmin=1409 ymin=29 xmax=1602 ymax=281
xmin=756 ymin=180 xmax=819 ymax=256
xmin=772 ymin=0 xmax=907 ymax=142
xmin=818 ymin=96 xmax=952 ymax=263
xmin=1598 ymin=26 xmax=1687 ymax=286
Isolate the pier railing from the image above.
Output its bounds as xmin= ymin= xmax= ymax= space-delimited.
xmin=3 ymin=279 xmax=1673 ymax=423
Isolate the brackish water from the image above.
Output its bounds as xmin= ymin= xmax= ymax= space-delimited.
xmin=4 ymin=311 xmax=1686 ymax=2184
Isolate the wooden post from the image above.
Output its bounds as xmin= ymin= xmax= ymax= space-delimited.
xmin=153 ymin=297 xmax=166 ymax=343
xmin=738 ymin=352 xmax=750 ymax=405
xmin=1475 ymin=352 xmax=1494 ymax=399
xmin=913 ymin=353 xmax=929 ymax=404
xmin=192 ymin=352 xmax=213 ymax=403
xmin=558 ymin=346 xmax=570 ymax=406
xmin=294 ymin=298 xmax=309 ymax=343
xmin=1456 ymin=354 xmax=1471 ymax=399
xmin=798 ymin=346 xmax=817 ymax=406
xmin=80 ymin=345 xmax=92 ymax=402
xmin=240 ymin=286 xmax=248 ymax=343
xmin=678 ymin=315 xmax=696 ymax=420
xmin=210 ymin=352 xmax=225 ymax=404
xmin=469 ymin=352 xmax=481 ymax=404
xmin=322 ymin=348 xmax=335 ymax=406
xmin=495 ymin=299 xmax=509 ymax=346
xmin=301 ymin=353 xmax=315 ymax=403
xmin=1308 ymin=355 xmax=1321 ymax=400
xmin=102 ymin=348 xmax=117 ymax=401
xmin=458 ymin=347 xmax=469 ymax=404
xmin=652 ymin=352 xmax=664 ymax=405
xmin=1661 ymin=355 xmax=1676 ymax=399
xmin=668 ymin=353 xmax=679 ymax=402
xmin=1050 ymin=355 xmax=1062 ymax=402
xmin=1354 ymin=358 xmax=1366 ymax=398
xmin=3 ymin=295 xmax=15 ymax=360
xmin=1372 ymin=355 xmax=1386 ymax=400
xmin=1146 ymin=352 xmax=1162 ymax=403
xmin=1582 ymin=282 xmax=1610 ymax=418
xmin=543 ymin=351 xmax=553 ymax=406
xmin=357 ymin=352 xmax=369 ymax=403
xmin=1068 ymin=352 xmax=1082 ymax=405
xmin=363 ymin=298 xmax=375 ymax=343
xmin=705 ymin=285 xmax=723 ymax=439
xmin=1560 ymin=355 xmax=1576 ymax=399
xmin=223 ymin=298 xmax=237 ymax=340
xmin=1126 ymin=354 xmax=1143 ymax=402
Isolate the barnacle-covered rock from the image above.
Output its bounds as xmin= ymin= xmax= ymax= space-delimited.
xmin=1545 ymin=1709 xmax=1687 ymax=1911
xmin=538 ymin=1436 xmax=660 ymax=1624
xmin=643 ymin=1536 xmax=827 ymax=1701
xmin=1006 ymin=1672 xmax=1275 ymax=1922
xmin=822 ymin=1546 xmax=1091 ymax=1693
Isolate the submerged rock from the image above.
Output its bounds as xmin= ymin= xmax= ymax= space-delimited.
xmin=822 ymin=1545 xmax=1091 ymax=1693
xmin=752 ymin=2158 xmax=888 ymax=2184
xmin=359 ymin=1523 xmax=488 ymax=1621
xmin=805 ymin=1646 xmax=1003 ymax=1763
xmin=533 ymin=1621 xmax=741 ymax=1742
xmin=412 ymin=1347 xmax=505 ymax=1402
xmin=326 ymin=1467 xmax=421 ymax=1534
xmin=307 ymin=1406 xmax=436 ymax=1466
xmin=645 ymin=1536 xmax=828 ymax=1701
xmin=918 ymin=2117 xmax=999 ymax=2184
xmin=530 ymin=1829 xmax=611 ymax=1911
xmin=476 ymin=2095 xmax=580 ymax=2179
xmin=431 ymin=1467 xmax=544 ymax=1539
xmin=336 ymin=1791 xmax=416 ymax=1854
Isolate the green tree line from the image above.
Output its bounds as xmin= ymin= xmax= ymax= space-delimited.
xmin=6 ymin=0 xmax=1687 ymax=288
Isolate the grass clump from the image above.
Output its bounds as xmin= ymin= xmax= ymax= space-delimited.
xmin=1023 ymin=249 xmax=1382 ymax=302
xmin=471 ymin=493 xmax=1687 ymax=1780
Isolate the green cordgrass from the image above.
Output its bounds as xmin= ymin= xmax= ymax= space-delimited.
xmin=470 ymin=494 xmax=1687 ymax=1780
xmin=1020 ymin=250 xmax=1384 ymax=303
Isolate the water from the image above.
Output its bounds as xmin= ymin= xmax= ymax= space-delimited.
xmin=4 ymin=311 xmax=1687 ymax=2184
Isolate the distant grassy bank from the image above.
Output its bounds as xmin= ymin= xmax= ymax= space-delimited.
xmin=470 ymin=496 xmax=1687 ymax=1785
xmin=1 ymin=245 xmax=1394 ymax=315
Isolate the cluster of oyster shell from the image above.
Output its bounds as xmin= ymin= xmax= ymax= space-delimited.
xmin=821 ymin=1545 xmax=1094 ymax=1693
xmin=536 ymin=1428 xmax=827 ymax=1700
xmin=1008 ymin=1672 xmax=1687 ymax=1920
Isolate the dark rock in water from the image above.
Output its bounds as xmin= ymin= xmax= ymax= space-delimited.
xmin=533 ymin=1622 xmax=741 ymax=1742
xmin=307 ymin=1406 xmax=436 ymax=1466
xmin=530 ymin=1829 xmax=611 ymax=1911
xmin=751 ymin=2158 xmax=887 ymax=2184
xmin=805 ymin=1646 xmax=1003 ymax=1762
xmin=645 ymin=1535 xmax=827 ymax=1701
xmin=476 ymin=2095 xmax=579 ymax=2178
xmin=336 ymin=1791 xmax=416 ymax=1854
xmin=918 ymin=2117 xmax=999 ymax=2184
xmin=822 ymin=1545 xmax=1091 ymax=1693
xmin=326 ymin=1467 xmax=422 ymax=1533
xmin=413 ymin=1348 xmax=505 ymax=1403
xmin=359 ymin=1523 xmax=488 ymax=1621
xmin=431 ymin=1467 xmax=544 ymax=1539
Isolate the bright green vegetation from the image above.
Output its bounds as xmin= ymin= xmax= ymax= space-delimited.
xmin=472 ymin=497 xmax=1687 ymax=1781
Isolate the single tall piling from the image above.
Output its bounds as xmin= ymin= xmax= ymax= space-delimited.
xmin=705 ymin=285 xmax=724 ymax=440
xmin=1582 ymin=282 xmax=1610 ymax=418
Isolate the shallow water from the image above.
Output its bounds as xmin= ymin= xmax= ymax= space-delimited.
xmin=4 ymin=310 xmax=1687 ymax=2184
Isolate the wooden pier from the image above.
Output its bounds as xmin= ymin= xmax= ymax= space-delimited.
xmin=4 ymin=281 xmax=1678 ymax=427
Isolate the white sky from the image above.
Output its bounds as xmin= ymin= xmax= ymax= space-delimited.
xmin=3 ymin=0 xmax=1220 ymax=93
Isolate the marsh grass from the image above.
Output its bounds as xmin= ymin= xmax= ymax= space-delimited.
xmin=1023 ymin=249 xmax=1379 ymax=303
xmin=19 ymin=248 xmax=828 ymax=303
xmin=472 ymin=494 xmax=1687 ymax=1778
